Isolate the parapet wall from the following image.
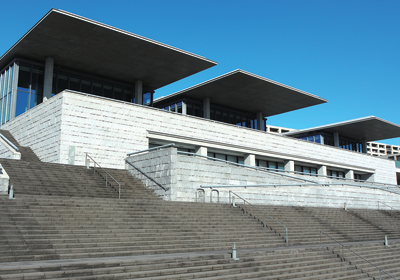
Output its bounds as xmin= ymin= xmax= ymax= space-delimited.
xmin=126 ymin=148 xmax=400 ymax=209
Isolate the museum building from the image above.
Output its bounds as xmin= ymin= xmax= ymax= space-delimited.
xmin=0 ymin=8 xmax=400 ymax=203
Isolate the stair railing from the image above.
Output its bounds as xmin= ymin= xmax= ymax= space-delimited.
xmin=320 ymin=231 xmax=397 ymax=280
xmin=0 ymin=133 xmax=19 ymax=152
xmin=85 ymin=153 xmax=121 ymax=199
xmin=378 ymin=201 xmax=399 ymax=211
xmin=229 ymin=190 xmax=288 ymax=244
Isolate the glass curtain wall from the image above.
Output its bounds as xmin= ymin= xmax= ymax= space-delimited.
xmin=52 ymin=69 xmax=135 ymax=103
xmin=0 ymin=63 xmax=15 ymax=124
xmin=16 ymin=62 xmax=44 ymax=118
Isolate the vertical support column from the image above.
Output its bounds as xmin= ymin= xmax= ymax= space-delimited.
xmin=244 ymin=154 xmax=255 ymax=166
xmin=317 ymin=165 xmax=327 ymax=176
xmin=135 ymin=80 xmax=143 ymax=105
xmin=195 ymin=146 xmax=207 ymax=156
xmin=182 ymin=102 xmax=187 ymax=115
xmin=43 ymin=57 xmax=54 ymax=101
xmin=284 ymin=160 xmax=294 ymax=173
xmin=333 ymin=132 xmax=339 ymax=147
xmin=345 ymin=170 xmax=354 ymax=180
xmin=362 ymin=139 xmax=367 ymax=154
xmin=203 ymin=97 xmax=210 ymax=119
xmin=257 ymin=111 xmax=264 ymax=131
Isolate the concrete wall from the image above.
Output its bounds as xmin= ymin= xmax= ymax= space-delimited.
xmin=3 ymin=90 xmax=397 ymax=184
xmin=2 ymin=94 xmax=63 ymax=163
xmin=126 ymin=147 xmax=400 ymax=209
xmin=125 ymin=148 xmax=174 ymax=200
xmin=0 ymin=164 xmax=10 ymax=194
xmin=0 ymin=138 xmax=21 ymax=160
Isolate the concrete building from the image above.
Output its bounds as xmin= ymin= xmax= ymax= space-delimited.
xmin=1 ymin=9 xmax=400 ymax=207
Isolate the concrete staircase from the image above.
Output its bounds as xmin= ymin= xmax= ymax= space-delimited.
xmin=0 ymin=247 xmax=372 ymax=280
xmin=0 ymin=194 xmax=286 ymax=263
xmin=0 ymin=130 xmax=40 ymax=162
xmin=0 ymin=158 xmax=157 ymax=199
xmin=239 ymin=204 xmax=400 ymax=245
xmin=331 ymin=241 xmax=400 ymax=279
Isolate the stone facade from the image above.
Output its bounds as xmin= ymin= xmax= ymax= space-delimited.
xmin=126 ymin=147 xmax=400 ymax=209
xmin=2 ymin=90 xmax=397 ymax=185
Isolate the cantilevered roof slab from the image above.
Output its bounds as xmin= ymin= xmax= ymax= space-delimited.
xmin=284 ymin=116 xmax=400 ymax=142
xmin=0 ymin=9 xmax=217 ymax=92
xmin=154 ymin=70 xmax=327 ymax=117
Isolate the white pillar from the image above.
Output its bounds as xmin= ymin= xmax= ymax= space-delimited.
xmin=333 ymin=132 xmax=340 ymax=147
xmin=318 ymin=165 xmax=327 ymax=176
xmin=135 ymin=80 xmax=143 ymax=105
xmin=244 ymin=154 xmax=255 ymax=166
xmin=284 ymin=160 xmax=294 ymax=172
xmin=182 ymin=102 xmax=187 ymax=115
xmin=195 ymin=146 xmax=207 ymax=156
xmin=345 ymin=170 xmax=354 ymax=180
xmin=43 ymin=57 xmax=54 ymax=101
xmin=257 ymin=111 xmax=264 ymax=131
xmin=203 ymin=97 xmax=210 ymax=119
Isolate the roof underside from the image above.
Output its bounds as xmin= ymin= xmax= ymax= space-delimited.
xmin=0 ymin=9 xmax=217 ymax=92
xmin=154 ymin=70 xmax=327 ymax=117
xmin=284 ymin=116 xmax=400 ymax=142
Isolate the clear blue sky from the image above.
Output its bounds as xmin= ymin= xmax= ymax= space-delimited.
xmin=1 ymin=0 xmax=399 ymax=144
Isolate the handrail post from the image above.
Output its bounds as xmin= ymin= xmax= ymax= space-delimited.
xmin=285 ymin=227 xmax=288 ymax=244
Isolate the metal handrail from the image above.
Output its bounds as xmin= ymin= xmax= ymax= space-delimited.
xmin=85 ymin=153 xmax=121 ymax=199
xmin=378 ymin=201 xmax=399 ymax=211
xmin=127 ymin=143 xmax=175 ymax=156
xmin=229 ymin=190 xmax=288 ymax=244
xmin=0 ymin=133 xmax=19 ymax=152
xmin=177 ymin=151 xmax=319 ymax=184
xmin=320 ymin=231 xmax=397 ymax=280
xmin=177 ymin=151 xmax=400 ymax=188
xmin=124 ymin=159 xmax=169 ymax=192
xmin=200 ymin=183 xmax=400 ymax=196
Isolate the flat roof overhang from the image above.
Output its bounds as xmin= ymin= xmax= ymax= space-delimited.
xmin=0 ymin=9 xmax=217 ymax=91
xmin=154 ymin=70 xmax=327 ymax=117
xmin=284 ymin=116 xmax=400 ymax=142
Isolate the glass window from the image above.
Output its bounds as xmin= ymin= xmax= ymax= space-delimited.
xmin=222 ymin=111 xmax=229 ymax=122
xmin=18 ymin=64 xmax=31 ymax=91
xmin=103 ymin=82 xmax=113 ymax=98
xmin=170 ymin=104 xmax=176 ymax=112
xmin=278 ymin=163 xmax=284 ymax=171
xmin=268 ymin=161 xmax=277 ymax=170
xmin=177 ymin=102 xmax=183 ymax=113
xmin=215 ymin=153 xmax=226 ymax=160
xmin=123 ymin=87 xmax=133 ymax=103
xmin=314 ymin=135 xmax=321 ymax=143
xmin=114 ymin=86 xmax=123 ymax=101
xmin=238 ymin=157 xmax=244 ymax=165
xmin=16 ymin=90 xmax=29 ymax=117
xmin=81 ymin=77 xmax=91 ymax=93
xmin=69 ymin=74 xmax=80 ymax=91
xmin=143 ymin=92 xmax=152 ymax=106
xmin=56 ymin=71 xmax=69 ymax=94
xmin=92 ymin=80 xmax=102 ymax=95
xmin=258 ymin=160 xmax=267 ymax=168
xmin=187 ymin=103 xmax=193 ymax=115
xmin=295 ymin=165 xmax=302 ymax=173
xmin=227 ymin=155 xmax=237 ymax=163
xmin=303 ymin=166 xmax=311 ymax=174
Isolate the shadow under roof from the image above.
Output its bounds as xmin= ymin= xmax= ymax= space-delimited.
xmin=0 ymin=9 xmax=217 ymax=92
xmin=154 ymin=70 xmax=327 ymax=117
xmin=284 ymin=116 xmax=400 ymax=142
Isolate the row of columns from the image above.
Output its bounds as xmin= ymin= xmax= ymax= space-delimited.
xmin=194 ymin=145 xmax=356 ymax=179
xmin=42 ymin=57 xmax=145 ymax=105
xmin=333 ymin=131 xmax=367 ymax=154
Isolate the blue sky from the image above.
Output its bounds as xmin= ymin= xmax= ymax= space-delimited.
xmin=1 ymin=0 xmax=399 ymax=144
